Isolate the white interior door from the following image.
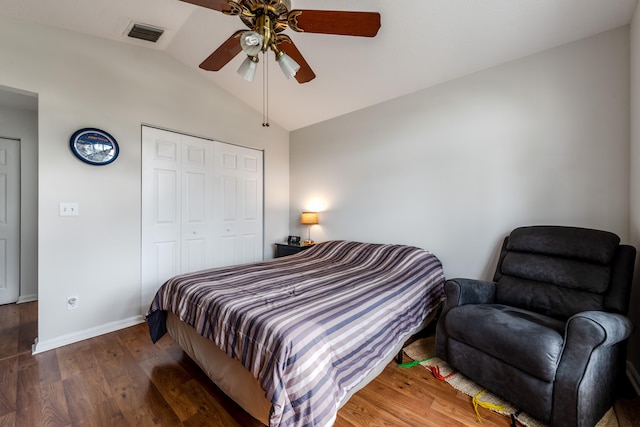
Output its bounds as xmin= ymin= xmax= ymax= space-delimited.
xmin=142 ymin=127 xmax=181 ymax=310
xmin=141 ymin=127 xmax=263 ymax=312
xmin=213 ymin=142 xmax=263 ymax=266
xmin=0 ymin=138 xmax=20 ymax=305
xmin=181 ymin=135 xmax=215 ymax=273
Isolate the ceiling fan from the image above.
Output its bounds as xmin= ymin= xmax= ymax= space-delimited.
xmin=181 ymin=0 xmax=381 ymax=84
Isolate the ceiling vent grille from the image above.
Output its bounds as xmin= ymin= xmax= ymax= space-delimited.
xmin=127 ymin=23 xmax=164 ymax=43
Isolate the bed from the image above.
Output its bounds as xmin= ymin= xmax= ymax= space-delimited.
xmin=147 ymin=240 xmax=445 ymax=427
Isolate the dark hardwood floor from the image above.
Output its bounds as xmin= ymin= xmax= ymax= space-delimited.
xmin=0 ymin=301 xmax=37 ymax=361
xmin=0 ymin=302 xmax=513 ymax=426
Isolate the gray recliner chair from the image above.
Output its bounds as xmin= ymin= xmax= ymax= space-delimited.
xmin=436 ymin=226 xmax=636 ymax=427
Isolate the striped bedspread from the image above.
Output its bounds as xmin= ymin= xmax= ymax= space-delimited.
xmin=147 ymin=240 xmax=445 ymax=427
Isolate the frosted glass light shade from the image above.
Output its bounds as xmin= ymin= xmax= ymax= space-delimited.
xmin=240 ymin=31 xmax=263 ymax=56
xmin=277 ymin=53 xmax=300 ymax=79
xmin=237 ymin=56 xmax=258 ymax=81
xmin=300 ymin=212 xmax=318 ymax=225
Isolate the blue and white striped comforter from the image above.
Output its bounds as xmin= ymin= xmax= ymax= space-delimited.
xmin=147 ymin=240 xmax=445 ymax=427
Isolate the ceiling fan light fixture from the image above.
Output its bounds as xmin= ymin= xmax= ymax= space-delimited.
xmin=277 ymin=52 xmax=300 ymax=79
xmin=240 ymin=31 xmax=263 ymax=56
xmin=237 ymin=56 xmax=259 ymax=81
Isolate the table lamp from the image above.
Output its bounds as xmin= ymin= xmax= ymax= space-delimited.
xmin=300 ymin=212 xmax=318 ymax=245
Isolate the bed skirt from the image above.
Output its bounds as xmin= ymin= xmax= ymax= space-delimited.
xmin=166 ymin=308 xmax=440 ymax=425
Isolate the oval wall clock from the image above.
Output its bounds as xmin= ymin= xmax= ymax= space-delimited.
xmin=69 ymin=128 xmax=119 ymax=166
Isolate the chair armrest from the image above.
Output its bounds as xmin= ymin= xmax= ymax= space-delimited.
xmin=444 ymin=278 xmax=497 ymax=307
xmin=558 ymin=311 xmax=632 ymax=376
xmin=552 ymin=311 xmax=633 ymax=425
xmin=435 ymin=279 xmax=496 ymax=361
xmin=566 ymin=311 xmax=633 ymax=346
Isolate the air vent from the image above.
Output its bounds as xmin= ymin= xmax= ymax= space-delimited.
xmin=127 ymin=23 xmax=164 ymax=43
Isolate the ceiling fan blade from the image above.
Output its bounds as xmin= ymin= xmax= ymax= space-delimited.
xmin=288 ymin=10 xmax=381 ymax=37
xmin=199 ymin=30 xmax=244 ymax=71
xmin=276 ymin=36 xmax=316 ymax=84
xmin=179 ymin=0 xmax=232 ymax=13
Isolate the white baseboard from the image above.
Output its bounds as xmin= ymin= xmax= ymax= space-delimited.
xmin=626 ymin=360 xmax=640 ymax=395
xmin=32 ymin=315 xmax=145 ymax=354
xmin=17 ymin=294 xmax=37 ymax=304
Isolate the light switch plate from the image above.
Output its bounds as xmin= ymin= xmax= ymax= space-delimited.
xmin=60 ymin=202 xmax=79 ymax=216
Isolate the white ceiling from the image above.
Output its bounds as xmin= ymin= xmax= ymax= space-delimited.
xmin=0 ymin=0 xmax=637 ymax=130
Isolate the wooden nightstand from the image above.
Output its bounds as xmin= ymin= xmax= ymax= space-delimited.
xmin=275 ymin=243 xmax=313 ymax=258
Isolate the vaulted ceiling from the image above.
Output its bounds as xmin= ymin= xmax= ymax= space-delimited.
xmin=0 ymin=0 xmax=636 ymax=130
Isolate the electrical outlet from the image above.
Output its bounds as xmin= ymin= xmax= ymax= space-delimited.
xmin=67 ymin=296 xmax=79 ymax=310
xmin=60 ymin=202 xmax=79 ymax=216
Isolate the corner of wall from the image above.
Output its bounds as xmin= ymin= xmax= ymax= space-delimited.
xmin=627 ymin=3 xmax=640 ymax=382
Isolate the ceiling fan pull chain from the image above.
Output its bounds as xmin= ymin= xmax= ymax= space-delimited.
xmin=262 ymin=51 xmax=270 ymax=127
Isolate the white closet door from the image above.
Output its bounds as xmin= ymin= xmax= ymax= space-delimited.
xmin=141 ymin=127 xmax=182 ymax=311
xmin=141 ymin=127 xmax=263 ymax=312
xmin=181 ymin=135 xmax=214 ymax=273
xmin=213 ymin=142 xmax=264 ymax=267
xmin=0 ymin=138 xmax=20 ymax=305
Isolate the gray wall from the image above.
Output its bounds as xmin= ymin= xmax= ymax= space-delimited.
xmin=291 ymin=26 xmax=634 ymax=363
xmin=629 ymin=7 xmax=640 ymax=386
xmin=0 ymin=14 xmax=291 ymax=351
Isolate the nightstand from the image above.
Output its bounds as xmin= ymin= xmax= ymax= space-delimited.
xmin=275 ymin=243 xmax=313 ymax=258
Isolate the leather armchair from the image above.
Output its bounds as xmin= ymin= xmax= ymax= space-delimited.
xmin=436 ymin=226 xmax=636 ymax=427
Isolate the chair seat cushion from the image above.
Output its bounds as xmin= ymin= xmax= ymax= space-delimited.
xmin=444 ymin=304 xmax=565 ymax=382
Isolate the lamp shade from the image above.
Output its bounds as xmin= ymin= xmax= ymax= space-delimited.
xmin=300 ymin=211 xmax=318 ymax=225
xmin=237 ymin=56 xmax=258 ymax=81
xmin=277 ymin=52 xmax=300 ymax=79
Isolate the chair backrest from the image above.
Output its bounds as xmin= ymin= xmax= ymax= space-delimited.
xmin=493 ymin=226 xmax=636 ymax=320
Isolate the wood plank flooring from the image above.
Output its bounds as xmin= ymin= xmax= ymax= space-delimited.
xmin=0 ymin=301 xmax=37 ymax=362
xmin=0 ymin=302 xmax=512 ymax=426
